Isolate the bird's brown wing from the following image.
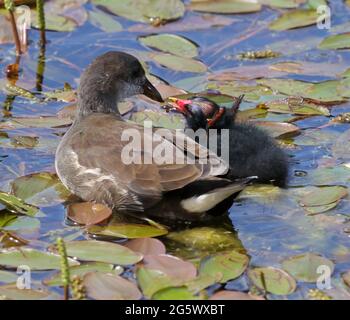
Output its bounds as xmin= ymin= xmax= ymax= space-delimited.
xmin=69 ymin=113 xmax=228 ymax=207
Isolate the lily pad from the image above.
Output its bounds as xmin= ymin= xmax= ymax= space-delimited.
xmin=248 ymin=267 xmax=297 ymax=295
xmin=254 ymin=121 xmax=300 ymax=139
xmin=299 ymin=186 xmax=348 ymax=207
xmin=0 ymin=285 xmax=51 ymax=300
xmin=124 ymin=238 xmax=166 ymax=255
xmin=269 ymin=9 xmax=319 ymax=31
xmin=89 ymin=9 xmax=123 ymax=32
xmin=281 ymin=253 xmax=334 ymax=282
xmin=142 ymin=254 xmax=197 ymax=281
xmin=11 ymin=172 xmax=71 ymax=207
xmin=0 ymin=248 xmax=79 ymax=270
xmin=136 ymin=267 xmax=180 ymax=298
xmin=54 ymin=240 xmax=143 ymax=265
xmin=44 ymin=262 xmax=118 ymax=287
xmin=67 ymin=202 xmax=112 ymax=226
xmin=0 ymin=117 xmax=72 ymax=130
xmin=0 ymin=191 xmax=40 ymax=217
xmin=319 ymin=33 xmax=350 ymax=50
xmin=189 ymin=0 xmax=262 ymax=14
xmin=88 ymin=222 xmax=167 ymax=239
xmin=92 ymin=0 xmax=185 ymax=23
xmin=199 ymin=251 xmax=249 ymax=283
xmin=149 ymin=53 xmax=207 ymax=73
xmin=0 ymin=270 xmax=18 ymax=283
xmin=209 ymin=290 xmax=264 ymax=300
xmin=153 ymin=286 xmax=205 ymax=300
xmin=139 ymin=34 xmax=198 ymax=58
xmin=84 ymin=272 xmax=142 ymax=300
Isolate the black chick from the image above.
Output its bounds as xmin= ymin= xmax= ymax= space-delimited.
xmin=171 ymin=95 xmax=289 ymax=187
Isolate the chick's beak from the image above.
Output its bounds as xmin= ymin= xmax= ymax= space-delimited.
xmin=143 ymin=78 xmax=164 ymax=102
xmin=168 ymin=98 xmax=193 ymax=115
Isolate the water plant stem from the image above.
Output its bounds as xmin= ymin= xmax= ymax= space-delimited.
xmin=5 ymin=0 xmax=22 ymax=55
xmin=36 ymin=0 xmax=46 ymax=44
xmin=56 ymin=237 xmax=71 ymax=300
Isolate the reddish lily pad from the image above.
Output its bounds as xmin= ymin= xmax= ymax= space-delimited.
xmin=124 ymin=238 xmax=166 ymax=256
xmin=67 ymin=202 xmax=112 ymax=226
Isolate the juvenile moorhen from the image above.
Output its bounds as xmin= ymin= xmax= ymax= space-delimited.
xmin=55 ymin=52 xmax=250 ymax=214
xmin=171 ymin=96 xmax=289 ymax=187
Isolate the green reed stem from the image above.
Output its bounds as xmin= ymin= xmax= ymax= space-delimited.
xmin=56 ymin=237 xmax=71 ymax=300
xmin=36 ymin=0 xmax=46 ymax=44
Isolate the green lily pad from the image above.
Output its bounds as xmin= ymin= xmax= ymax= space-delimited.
xmin=0 ymin=270 xmax=18 ymax=284
xmin=0 ymin=117 xmax=72 ymax=130
xmin=299 ymin=186 xmax=348 ymax=207
xmin=139 ymin=34 xmax=198 ymax=58
xmin=11 ymin=172 xmax=71 ymax=207
xmin=89 ymin=9 xmax=123 ymax=32
xmin=88 ymin=222 xmax=167 ymax=239
xmin=153 ymin=286 xmax=205 ymax=300
xmin=259 ymin=0 xmax=305 ymax=9
xmin=92 ymin=0 xmax=185 ymax=23
xmin=0 ymin=285 xmax=51 ymax=300
xmin=199 ymin=251 xmax=249 ymax=283
xmin=319 ymin=33 xmax=350 ymax=50
xmin=254 ymin=121 xmax=300 ymax=139
xmin=84 ymin=272 xmax=142 ymax=300
xmin=281 ymin=253 xmax=334 ymax=282
xmin=44 ymin=262 xmax=118 ymax=287
xmin=303 ymin=201 xmax=339 ymax=215
xmin=31 ymin=11 xmax=77 ymax=32
xmin=269 ymin=9 xmax=318 ymax=31
xmin=55 ymin=240 xmax=143 ymax=265
xmin=0 ymin=248 xmax=79 ymax=270
xmin=0 ymin=212 xmax=17 ymax=228
xmin=189 ymin=0 xmax=262 ymax=13
xmin=136 ymin=267 xmax=180 ymax=298
xmin=130 ymin=110 xmax=184 ymax=129
xmin=209 ymin=290 xmax=264 ymax=300
xmin=248 ymin=267 xmax=297 ymax=295
xmin=149 ymin=53 xmax=207 ymax=73
xmin=0 ymin=191 xmax=40 ymax=217
xmin=264 ymin=99 xmax=330 ymax=116
xmin=185 ymin=274 xmax=219 ymax=293
xmin=2 ymin=216 xmax=40 ymax=233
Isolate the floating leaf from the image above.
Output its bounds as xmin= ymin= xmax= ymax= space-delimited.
xmin=259 ymin=0 xmax=305 ymax=8
xmin=67 ymin=202 xmax=112 ymax=226
xmin=0 ymin=117 xmax=72 ymax=130
xmin=319 ymin=33 xmax=350 ymax=50
xmin=209 ymin=290 xmax=264 ymax=300
xmin=55 ymin=240 xmax=143 ymax=265
xmin=248 ymin=267 xmax=297 ymax=295
xmin=189 ymin=0 xmax=262 ymax=14
xmin=31 ymin=11 xmax=77 ymax=32
xmin=0 ymin=191 xmax=40 ymax=217
xmin=124 ymin=238 xmax=166 ymax=255
xmin=149 ymin=53 xmax=207 ymax=73
xmin=130 ymin=110 xmax=184 ymax=129
xmin=282 ymin=253 xmax=334 ymax=282
xmin=92 ymin=0 xmax=185 ymax=23
xmin=342 ymin=271 xmax=350 ymax=288
xmin=199 ymin=251 xmax=249 ymax=283
xmin=153 ymin=286 xmax=205 ymax=300
xmin=88 ymin=222 xmax=167 ymax=239
xmin=2 ymin=216 xmax=40 ymax=233
xmin=0 ymin=285 xmax=51 ymax=300
xmin=185 ymin=274 xmax=219 ymax=293
xmin=136 ymin=267 xmax=180 ymax=298
xmin=11 ymin=172 xmax=71 ymax=207
xmin=44 ymin=262 xmax=118 ymax=287
xmin=0 ymin=270 xmax=18 ymax=284
xmin=0 ymin=231 xmax=29 ymax=248
xmin=89 ymin=9 xmax=123 ymax=32
xmin=299 ymin=186 xmax=348 ymax=207
xmin=84 ymin=272 xmax=142 ymax=300
xmin=269 ymin=9 xmax=318 ymax=31
xmin=142 ymin=254 xmax=197 ymax=281
xmin=254 ymin=121 xmax=300 ymax=139
xmin=10 ymin=136 xmax=39 ymax=149
xmin=140 ymin=34 xmax=198 ymax=58
xmin=0 ymin=248 xmax=79 ymax=270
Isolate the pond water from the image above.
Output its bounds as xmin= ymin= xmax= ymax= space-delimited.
xmin=0 ymin=0 xmax=350 ymax=300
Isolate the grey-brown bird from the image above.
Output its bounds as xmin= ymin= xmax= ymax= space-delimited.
xmin=55 ymin=52 xmax=251 ymax=216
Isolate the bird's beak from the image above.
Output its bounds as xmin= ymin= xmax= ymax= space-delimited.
xmin=143 ymin=79 xmax=164 ymax=102
xmin=168 ymin=97 xmax=193 ymax=115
